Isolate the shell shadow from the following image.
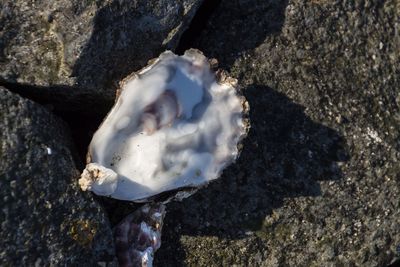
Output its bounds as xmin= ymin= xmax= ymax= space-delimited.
xmin=156 ymin=85 xmax=349 ymax=265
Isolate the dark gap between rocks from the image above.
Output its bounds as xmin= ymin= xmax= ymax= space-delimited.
xmin=387 ymin=258 xmax=400 ymax=267
xmin=176 ymin=0 xmax=222 ymax=54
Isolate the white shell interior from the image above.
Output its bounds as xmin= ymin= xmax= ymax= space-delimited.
xmin=80 ymin=50 xmax=246 ymax=201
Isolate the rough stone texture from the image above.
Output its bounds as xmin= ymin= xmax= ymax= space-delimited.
xmin=156 ymin=1 xmax=400 ymax=266
xmin=0 ymin=87 xmax=116 ymax=265
xmin=0 ymin=0 xmax=204 ymax=111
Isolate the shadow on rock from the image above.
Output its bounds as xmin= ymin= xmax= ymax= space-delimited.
xmin=72 ymin=0 xmax=196 ymax=94
xmin=192 ymin=0 xmax=289 ymax=70
xmin=156 ymin=85 xmax=349 ymax=265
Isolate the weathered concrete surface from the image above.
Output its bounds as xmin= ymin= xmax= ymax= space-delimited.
xmin=0 ymin=0 xmax=203 ymax=110
xmin=156 ymin=1 xmax=400 ymax=266
xmin=0 ymin=87 xmax=116 ymax=266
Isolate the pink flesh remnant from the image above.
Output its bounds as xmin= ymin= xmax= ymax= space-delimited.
xmin=114 ymin=203 xmax=166 ymax=267
xmin=141 ymin=90 xmax=179 ymax=135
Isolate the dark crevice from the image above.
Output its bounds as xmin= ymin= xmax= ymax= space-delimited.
xmin=387 ymin=258 xmax=400 ymax=267
xmin=60 ymin=111 xmax=105 ymax=168
xmin=0 ymin=79 xmax=112 ymax=114
xmin=175 ymin=0 xmax=222 ymax=54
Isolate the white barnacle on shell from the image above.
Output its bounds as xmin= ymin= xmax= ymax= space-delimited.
xmin=79 ymin=49 xmax=249 ymax=201
xmin=79 ymin=163 xmax=118 ymax=196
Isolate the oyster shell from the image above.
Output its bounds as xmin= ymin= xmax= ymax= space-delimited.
xmin=79 ymin=49 xmax=249 ymax=202
xmin=114 ymin=204 xmax=165 ymax=267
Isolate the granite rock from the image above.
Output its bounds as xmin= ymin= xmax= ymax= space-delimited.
xmin=0 ymin=87 xmax=116 ymax=265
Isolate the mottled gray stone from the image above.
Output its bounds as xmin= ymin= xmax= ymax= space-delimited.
xmin=156 ymin=1 xmax=400 ymax=266
xmin=0 ymin=87 xmax=116 ymax=265
xmin=0 ymin=0 xmax=203 ymax=110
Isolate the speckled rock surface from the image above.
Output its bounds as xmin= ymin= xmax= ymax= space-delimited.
xmin=156 ymin=1 xmax=400 ymax=266
xmin=0 ymin=87 xmax=116 ymax=265
xmin=0 ymin=0 xmax=203 ymax=110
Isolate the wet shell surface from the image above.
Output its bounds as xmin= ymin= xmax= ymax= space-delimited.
xmin=79 ymin=49 xmax=249 ymax=201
